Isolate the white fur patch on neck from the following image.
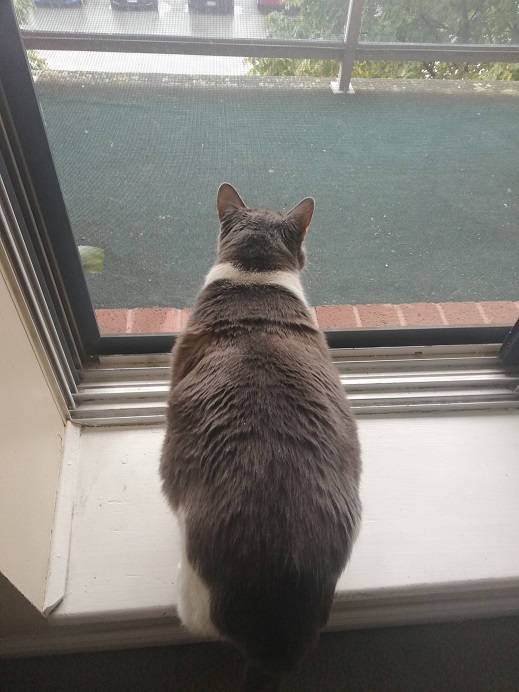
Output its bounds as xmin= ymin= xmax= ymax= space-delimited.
xmin=203 ymin=262 xmax=309 ymax=306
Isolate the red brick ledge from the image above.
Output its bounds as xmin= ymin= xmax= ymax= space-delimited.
xmin=96 ymin=301 xmax=519 ymax=335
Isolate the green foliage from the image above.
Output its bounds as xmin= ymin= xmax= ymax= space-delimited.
xmin=264 ymin=0 xmax=347 ymax=40
xmin=246 ymin=57 xmax=340 ymax=76
xmin=360 ymin=0 xmax=519 ymax=44
xmin=353 ymin=60 xmax=519 ymax=80
xmin=27 ymin=50 xmax=47 ymax=72
xmin=13 ymin=0 xmax=48 ymax=72
xmin=78 ymin=246 xmax=105 ymax=273
xmin=248 ymin=0 xmax=519 ymax=80
xmin=13 ymin=0 xmax=33 ymax=24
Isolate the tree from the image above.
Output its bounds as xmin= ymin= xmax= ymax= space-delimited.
xmin=247 ymin=0 xmax=519 ymax=80
xmin=13 ymin=0 xmax=33 ymax=25
xmin=13 ymin=0 xmax=47 ymax=72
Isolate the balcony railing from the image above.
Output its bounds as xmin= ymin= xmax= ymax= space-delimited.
xmin=20 ymin=0 xmax=519 ymax=93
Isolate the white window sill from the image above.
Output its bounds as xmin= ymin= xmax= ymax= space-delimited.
xmin=44 ymin=410 xmax=519 ymax=641
xmin=11 ymin=347 xmax=519 ymax=657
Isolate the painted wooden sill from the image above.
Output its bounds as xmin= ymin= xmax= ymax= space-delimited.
xmin=39 ymin=410 xmax=519 ymax=656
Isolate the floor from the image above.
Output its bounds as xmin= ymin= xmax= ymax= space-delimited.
xmin=2 ymin=616 xmax=519 ymax=691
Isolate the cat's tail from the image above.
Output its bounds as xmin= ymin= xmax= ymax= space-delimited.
xmin=243 ymin=665 xmax=282 ymax=692
xmin=222 ymin=574 xmax=329 ymax=691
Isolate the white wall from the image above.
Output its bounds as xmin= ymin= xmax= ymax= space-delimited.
xmin=0 ymin=245 xmax=66 ymax=621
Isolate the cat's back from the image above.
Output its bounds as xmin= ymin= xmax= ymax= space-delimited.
xmin=163 ymin=282 xmax=359 ymax=551
xmin=168 ymin=282 xmax=356 ymax=467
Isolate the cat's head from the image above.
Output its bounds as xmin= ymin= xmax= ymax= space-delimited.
xmin=216 ymin=183 xmax=314 ymax=273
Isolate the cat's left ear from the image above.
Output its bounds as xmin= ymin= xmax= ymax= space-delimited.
xmin=217 ymin=183 xmax=247 ymax=221
xmin=286 ymin=198 xmax=314 ymax=240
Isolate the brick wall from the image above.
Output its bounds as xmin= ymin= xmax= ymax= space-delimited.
xmin=96 ymin=301 xmax=519 ymax=335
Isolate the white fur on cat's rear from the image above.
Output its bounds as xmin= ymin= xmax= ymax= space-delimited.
xmin=176 ymin=510 xmax=218 ymax=637
xmin=204 ymin=262 xmax=309 ymax=307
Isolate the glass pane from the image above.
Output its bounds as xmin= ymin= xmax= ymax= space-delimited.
xmin=16 ymin=0 xmax=519 ymax=337
xmin=361 ymin=0 xmax=519 ymax=45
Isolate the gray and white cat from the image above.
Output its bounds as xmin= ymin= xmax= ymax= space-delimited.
xmin=160 ymin=183 xmax=362 ymax=691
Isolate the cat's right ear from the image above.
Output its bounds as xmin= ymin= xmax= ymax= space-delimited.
xmin=286 ymin=197 xmax=315 ymax=241
xmin=217 ymin=183 xmax=247 ymax=221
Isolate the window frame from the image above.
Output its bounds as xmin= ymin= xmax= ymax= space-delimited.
xmin=499 ymin=320 xmax=519 ymax=366
xmin=0 ymin=0 xmax=99 ymax=362
xmin=1 ymin=0 xmax=517 ymax=367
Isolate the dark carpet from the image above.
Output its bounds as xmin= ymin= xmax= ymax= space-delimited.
xmin=35 ymin=74 xmax=519 ymax=309
xmin=2 ymin=617 xmax=519 ymax=691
